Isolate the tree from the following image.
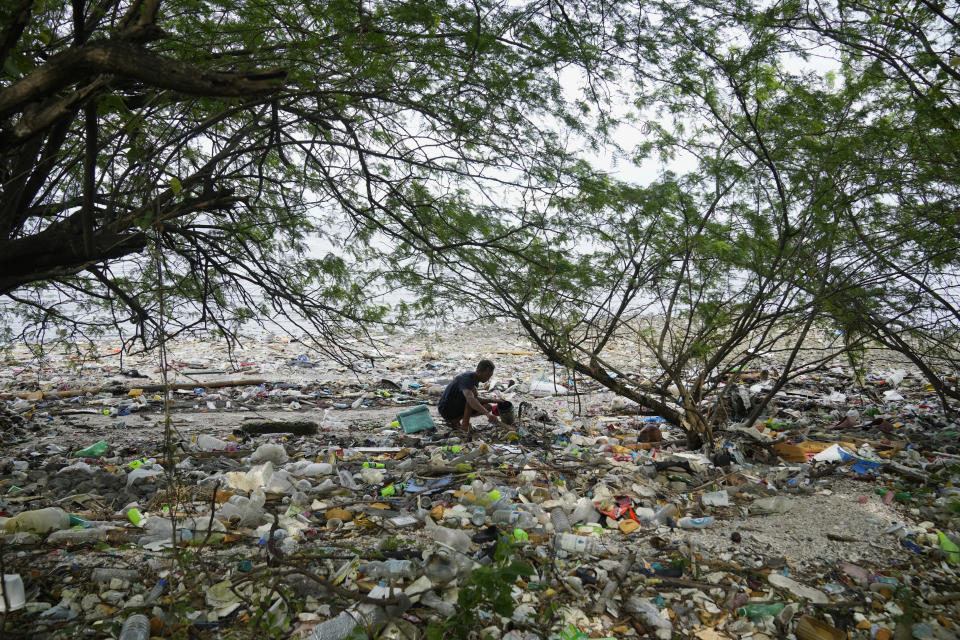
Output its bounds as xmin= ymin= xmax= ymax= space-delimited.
xmin=390 ymin=0 xmax=960 ymax=445
xmin=0 ymin=0 xmax=633 ymax=355
xmin=767 ymin=0 xmax=960 ymax=412
xmin=4 ymin=0 xmax=957 ymax=433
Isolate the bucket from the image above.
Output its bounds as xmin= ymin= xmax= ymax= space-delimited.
xmin=495 ymin=400 xmax=514 ymax=426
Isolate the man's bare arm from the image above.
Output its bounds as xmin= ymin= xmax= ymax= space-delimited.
xmin=464 ymin=388 xmax=499 ymax=423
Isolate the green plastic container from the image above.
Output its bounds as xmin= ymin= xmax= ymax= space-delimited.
xmin=396 ymin=405 xmax=436 ymax=434
xmin=737 ymin=603 xmax=785 ymax=620
xmin=74 ymin=440 xmax=109 ymax=457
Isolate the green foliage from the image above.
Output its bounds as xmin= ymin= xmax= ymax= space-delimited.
xmin=425 ymin=541 xmax=533 ymax=639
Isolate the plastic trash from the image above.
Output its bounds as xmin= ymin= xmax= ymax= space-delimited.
xmin=38 ymin=604 xmax=77 ymax=621
xmin=91 ymin=568 xmax=139 ymax=583
xmin=46 ymin=527 xmax=110 ymax=544
xmin=423 ymin=550 xmax=459 ymax=585
xmin=0 ymin=574 xmax=25 ymax=612
xmin=550 ymin=507 xmax=572 ymax=533
xmin=470 ymin=506 xmax=487 ymax=526
xmin=144 ymin=578 xmax=166 ymax=605
xmin=570 ymin=497 xmax=598 ymax=524
xmin=677 ymin=516 xmax=715 ymax=529
xmin=251 ymin=443 xmax=288 ymax=465
xmin=73 ymin=440 xmax=109 ymax=457
xmin=554 ymin=533 xmax=620 ymax=556
xmin=750 ymin=496 xmax=793 ymax=514
xmin=216 ymin=489 xmax=267 ymax=527
xmin=118 ymin=613 xmax=150 ymax=640
xmin=492 ymin=509 xmax=520 ymax=525
xmin=886 ymin=369 xmax=906 ymax=387
xmin=126 ymin=464 xmax=164 ymax=488
xmin=813 ymin=444 xmax=846 ymax=462
xmin=338 ymin=469 xmax=361 ymax=490
xmin=360 ymin=467 xmax=386 ymax=485
xmin=530 ymin=380 xmax=568 ymax=397
xmin=652 ymin=503 xmax=677 ymax=525
xmin=358 ymin=560 xmax=419 ymax=580
xmin=396 ymin=405 xmax=436 ymax=433
xmin=309 ymin=598 xmax=411 ymax=640
xmin=737 ymin=603 xmax=785 ymax=620
xmin=226 ymin=462 xmax=273 ymax=492
xmin=938 ymin=531 xmax=959 ymax=564
xmin=4 ymin=507 xmax=71 ymax=533
xmin=768 ymin=572 xmax=828 ymax=603
xmin=424 ymin=516 xmax=472 ymax=553
xmin=701 ymin=490 xmax=729 ymax=507
xmin=625 ymin=596 xmax=672 ymax=639
xmin=423 ymin=548 xmax=474 ymax=586
xmin=197 ymin=434 xmax=231 ymax=451
xmin=420 ymin=590 xmax=457 ymax=616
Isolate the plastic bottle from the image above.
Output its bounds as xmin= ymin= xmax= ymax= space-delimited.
xmin=470 ymin=506 xmax=487 ymax=526
xmin=554 ymin=533 xmax=620 ymax=556
xmin=475 ymin=489 xmax=501 ymax=508
xmin=515 ymin=511 xmax=536 ymax=530
xmin=4 ymin=507 xmax=71 ymax=533
xmin=380 ymin=482 xmax=405 ymax=497
xmin=452 ymin=444 xmax=489 ymax=465
xmin=423 ymin=517 xmax=471 ymax=553
xmin=424 ymin=550 xmax=459 ymax=585
xmin=528 ymin=486 xmax=551 ymax=503
xmin=300 ymin=463 xmax=334 ymax=476
xmin=419 ymin=590 xmax=456 ymax=616
xmin=196 ymin=434 xmax=230 ymax=451
xmin=308 ymin=596 xmax=411 ymax=640
xmin=736 ymin=603 xmax=786 ymax=620
xmin=338 ymin=469 xmax=361 ymax=490
xmin=47 ymin=527 xmax=110 ymax=544
xmin=677 ymin=516 xmax=715 ymax=529
xmin=652 ymin=504 xmax=677 ymax=525
xmin=118 ymin=613 xmax=150 ymax=640
xmin=74 ymin=440 xmax=109 ymax=457
xmin=143 ymin=578 xmax=166 ymax=605
xmin=358 ymin=560 xmax=419 ymax=580
xmin=492 ymin=509 xmax=520 ymax=525
xmin=624 ymin=596 xmax=672 ymax=639
xmin=91 ymin=568 xmax=139 ymax=583
xmin=633 ymin=507 xmax=656 ymax=523
xmin=550 ymin=507 xmax=571 ymax=533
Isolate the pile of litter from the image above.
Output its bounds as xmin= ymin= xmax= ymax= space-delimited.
xmin=0 ymin=324 xmax=958 ymax=639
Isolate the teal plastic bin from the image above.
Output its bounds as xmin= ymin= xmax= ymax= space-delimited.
xmin=397 ymin=405 xmax=436 ymax=434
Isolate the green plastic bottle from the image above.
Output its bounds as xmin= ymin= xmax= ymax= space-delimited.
xmin=380 ymin=483 xmax=405 ymax=497
xmin=73 ymin=440 xmax=109 ymax=457
xmin=736 ymin=603 xmax=785 ymax=620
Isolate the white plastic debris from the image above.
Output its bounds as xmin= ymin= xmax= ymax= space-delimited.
xmin=226 ymin=462 xmax=273 ymax=492
xmin=250 ymin=443 xmax=288 ymax=465
xmin=768 ymin=572 xmax=829 ymax=603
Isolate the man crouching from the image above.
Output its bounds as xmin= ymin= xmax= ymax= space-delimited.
xmin=438 ymin=359 xmax=501 ymax=438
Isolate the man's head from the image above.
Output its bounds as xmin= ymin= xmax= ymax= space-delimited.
xmin=476 ymin=359 xmax=495 ymax=382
